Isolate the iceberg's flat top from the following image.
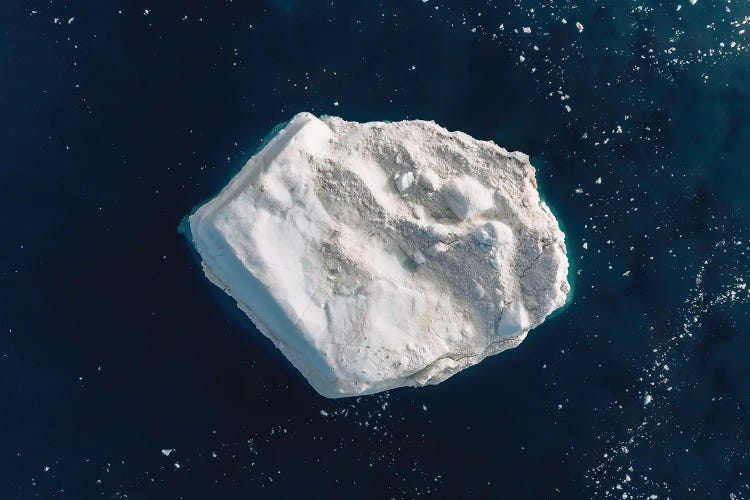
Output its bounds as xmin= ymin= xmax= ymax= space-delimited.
xmin=187 ymin=112 xmax=570 ymax=398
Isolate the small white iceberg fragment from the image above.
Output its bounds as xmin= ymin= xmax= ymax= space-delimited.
xmin=186 ymin=113 xmax=570 ymax=398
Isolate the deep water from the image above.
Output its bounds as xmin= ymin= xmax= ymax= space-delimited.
xmin=2 ymin=1 xmax=750 ymax=498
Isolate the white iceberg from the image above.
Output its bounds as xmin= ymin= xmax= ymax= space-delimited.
xmin=186 ymin=112 xmax=570 ymax=398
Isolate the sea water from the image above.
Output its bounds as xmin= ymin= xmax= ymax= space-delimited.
xmin=1 ymin=1 xmax=749 ymax=498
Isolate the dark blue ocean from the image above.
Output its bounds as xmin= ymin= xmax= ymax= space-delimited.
xmin=2 ymin=1 xmax=750 ymax=498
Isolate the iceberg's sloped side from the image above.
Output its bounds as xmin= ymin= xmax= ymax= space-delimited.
xmin=187 ymin=112 xmax=570 ymax=398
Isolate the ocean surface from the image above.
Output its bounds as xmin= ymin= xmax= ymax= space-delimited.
xmin=2 ymin=1 xmax=750 ymax=498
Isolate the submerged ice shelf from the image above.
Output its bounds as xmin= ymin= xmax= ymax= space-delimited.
xmin=186 ymin=113 xmax=570 ymax=398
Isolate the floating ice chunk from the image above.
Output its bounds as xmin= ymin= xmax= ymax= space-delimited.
xmin=186 ymin=113 xmax=569 ymax=398
xmin=442 ymin=175 xmax=495 ymax=220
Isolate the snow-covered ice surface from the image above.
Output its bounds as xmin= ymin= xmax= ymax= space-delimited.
xmin=187 ymin=112 xmax=569 ymax=398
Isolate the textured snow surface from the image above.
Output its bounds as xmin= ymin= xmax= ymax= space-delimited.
xmin=188 ymin=112 xmax=570 ymax=398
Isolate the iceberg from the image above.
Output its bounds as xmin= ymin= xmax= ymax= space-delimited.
xmin=186 ymin=112 xmax=570 ymax=398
